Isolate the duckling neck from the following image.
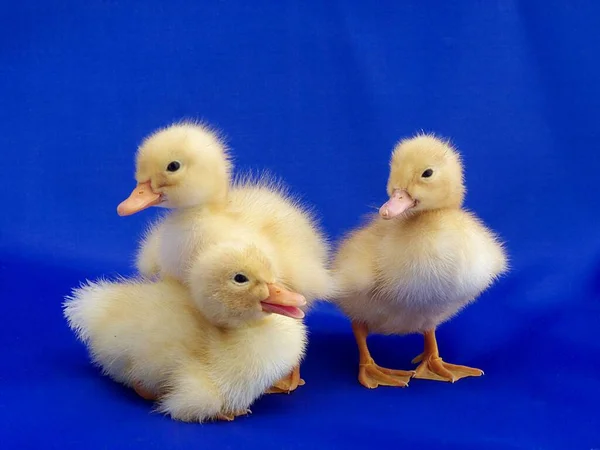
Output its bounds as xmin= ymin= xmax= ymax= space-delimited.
xmin=399 ymin=205 xmax=460 ymax=222
xmin=422 ymin=204 xmax=462 ymax=215
xmin=412 ymin=195 xmax=464 ymax=217
xmin=214 ymin=315 xmax=275 ymax=333
xmin=179 ymin=183 xmax=229 ymax=214
xmin=204 ymin=184 xmax=229 ymax=211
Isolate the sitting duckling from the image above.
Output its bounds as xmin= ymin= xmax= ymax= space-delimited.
xmin=117 ymin=122 xmax=333 ymax=393
xmin=333 ymin=134 xmax=507 ymax=388
xmin=63 ymin=243 xmax=307 ymax=422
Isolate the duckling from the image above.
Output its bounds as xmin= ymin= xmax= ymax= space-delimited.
xmin=117 ymin=122 xmax=333 ymax=393
xmin=333 ymin=134 xmax=507 ymax=388
xmin=63 ymin=243 xmax=307 ymax=423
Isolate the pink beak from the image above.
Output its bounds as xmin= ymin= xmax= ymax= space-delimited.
xmin=260 ymin=284 xmax=307 ymax=319
xmin=379 ymin=189 xmax=415 ymax=219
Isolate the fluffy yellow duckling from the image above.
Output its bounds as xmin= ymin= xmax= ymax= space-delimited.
xmin=117 ymin=122 xmax=333 ymax=393
xmin=333 ymin=134 xmax=507 ymax=388
xmin=63 ymin=243 xmax=307 ymax=423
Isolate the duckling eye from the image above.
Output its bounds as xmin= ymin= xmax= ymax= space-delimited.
xmin=233 ymin=273 xmax=249 ymax=284
xmin=421 ymin=168 xmax=433 ymax=178
xmin=166 ymin=161 xmax=181 ymax=172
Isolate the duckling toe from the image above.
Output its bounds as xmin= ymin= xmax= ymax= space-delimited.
xmin=411 ymin=352 xmax=424 ymax=364
xmin=215 ymin=409 xmax=251 ymax=422
xmin=413 ymin=356 xmax=483 ymax=383
xmin=358 ymin=362 xmax=413 ymax=389
xmin=132 ymin=381 xmax=158 ymax=401
xmin=265 ymin=377 xmax=305 ymax=394
xmin=266 ymin=365 xmax=304 ymax=394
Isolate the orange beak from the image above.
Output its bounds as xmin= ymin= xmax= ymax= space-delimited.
xmin=117 ymin=181 xmax=162 ymax=216
xmin=260 ymin=284 xmax=307 ymax=319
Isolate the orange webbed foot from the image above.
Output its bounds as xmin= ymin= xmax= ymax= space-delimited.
xmin=265 ymin=366 xmax=304 ymax=394
xmin=215 ymin=409 xmax=252 ymax=422
xmin=358 ymin=359 xmax=414 ymax=389
xmin=412 ymin=353 xmax=483 ymax=382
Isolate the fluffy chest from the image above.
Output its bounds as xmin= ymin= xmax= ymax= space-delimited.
xmin=212 ymin=318 xmax=307 ymax=409
xmin=158 ymin=219 xmax=203 ymax=281
xmin=157 ymin=213 xmax=246 ymax=282
xmin=376 ymin=224 xmax=500 ymax=310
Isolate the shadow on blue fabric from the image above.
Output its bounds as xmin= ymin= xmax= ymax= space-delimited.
xmin=1 ymin=1 xmax=599 ymax=449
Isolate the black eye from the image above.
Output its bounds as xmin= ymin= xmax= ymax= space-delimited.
xmin=166 ymin=161 xmax=181 ymax=172
xmin=233 ymin=273 xmax=249 ymax=284
xmin=421 ymin=168 xmax=433 ymax=178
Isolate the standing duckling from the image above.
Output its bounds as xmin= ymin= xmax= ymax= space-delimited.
xmin=333 ymin=134 xmax=507 ymax=388
xmin=63 ymin=243 xmax=307 ymax=422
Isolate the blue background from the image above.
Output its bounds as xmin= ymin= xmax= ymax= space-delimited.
xmin=1 ymin=1 xmax=599 ymax=448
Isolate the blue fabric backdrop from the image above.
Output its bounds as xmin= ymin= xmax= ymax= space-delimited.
xmin=1 ymin=1 xmax=599 ymax=448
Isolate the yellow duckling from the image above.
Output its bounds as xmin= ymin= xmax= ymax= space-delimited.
xmin=63 ymin=243 xmax=307 ymax=422
xmin=333 ymin=134 xmax=507 ymax=388
xmin=116 ymin=122 xmax=333 ymax=392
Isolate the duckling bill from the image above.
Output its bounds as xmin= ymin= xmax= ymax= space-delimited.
xmin=117 ymin=181 xmax=163 ymax=216
xmin=261 ymin=284 xmax=307 ymax=319
xmin=333 ymin=134 xmax=508 ymax=388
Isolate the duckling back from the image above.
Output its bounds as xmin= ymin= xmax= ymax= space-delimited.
xmin=227 ymin=175 xmax=334 ymax=304
xmin=63 ymin=278 xmax=212 ymax=391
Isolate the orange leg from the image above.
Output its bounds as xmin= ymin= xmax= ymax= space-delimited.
xmin=412 ymin=329 xmax=484 ymax=382
xmin=133 ymin=381 xmax=158 ymax=401
xmin=265 ymin=365 xmax=305 ymax=394
xmin=352 ymin=321 xmax=414 ymax=389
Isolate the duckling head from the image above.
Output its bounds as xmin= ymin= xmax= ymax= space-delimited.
xmin=379 ymin=134 xmax=465 ymax=219
xmin=189 ymin=243 xmax=307 ymax=328
xmin=117 ymin=122 xmax=231 ymax=216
